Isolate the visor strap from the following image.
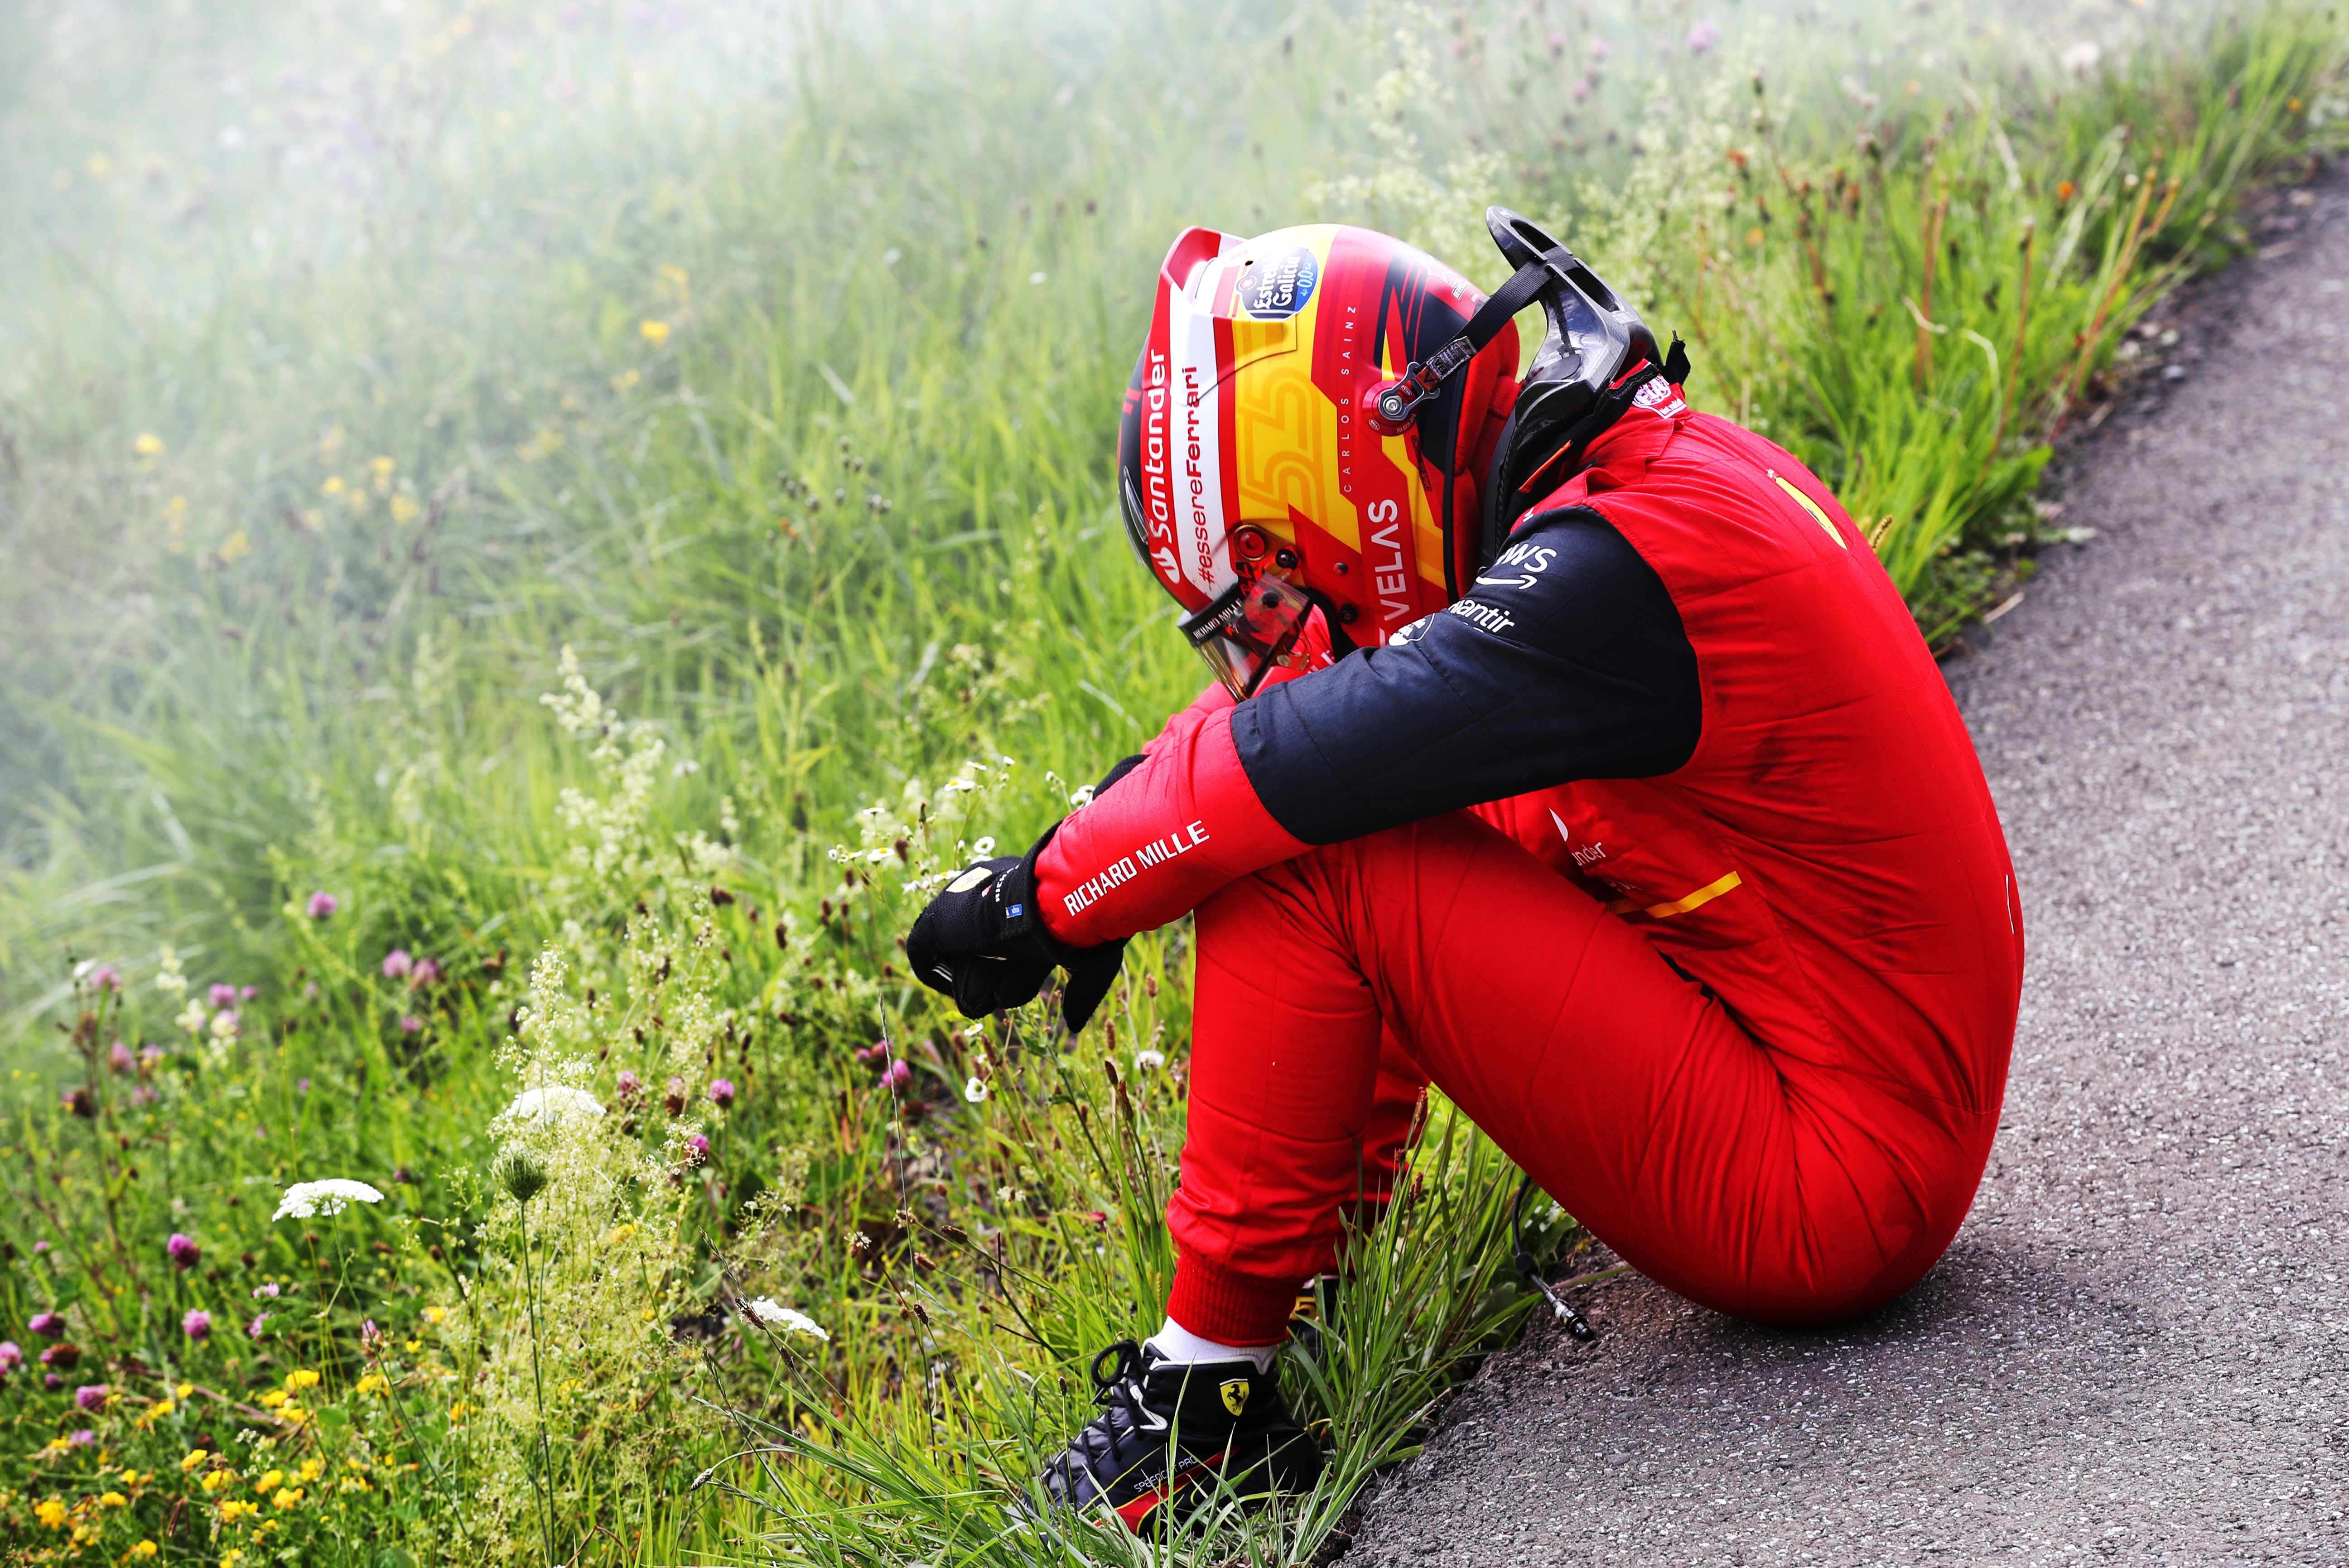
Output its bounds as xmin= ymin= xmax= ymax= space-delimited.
xmin=1375 ymin=260 xmax=1558 ymax=427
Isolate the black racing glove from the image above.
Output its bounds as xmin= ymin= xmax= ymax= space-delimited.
xmin=904 ymin=757 xmax=1141 ymax=1033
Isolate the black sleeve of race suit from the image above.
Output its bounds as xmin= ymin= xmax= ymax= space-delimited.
xmin=1229 ymin=508 xmax=1700 ymax=845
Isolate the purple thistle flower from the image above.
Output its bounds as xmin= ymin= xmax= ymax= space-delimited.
xmin=27 ymin=1312 xmax=64 ymax=1340
xmin=881 ymin=1058 xmax=912 ymax=1091
xmin=1686 ymin=20 xmax=1718 ymax=52
xmin=382 ymin=948 xmax=413 ymax=979
xmin=108 ymin=1042 xmax=135 ymax=1075
xmin=39 ymin=1343 xmax=80 ymax=1369
xmin=0 ymin=1341 xmax=19 ymax=1371
xmin=251 ymin=1283 xmax=280 ymax=1299
xmin=706 ymin=1077 xmax=736 ymax=1110
xmin=208 ymin=983 xmax=238 ymax=1009
xmin=43 ymin=1374 xmax=61 ymax=1391
xmin=307 ymin=891 xmax=338 ymax=919
xmin=182 ymin=1309 xmax=212 ymax=1341
xmin=296 ymin=1077 xmax=311 ymax=1095
xmin=240 ymin=984 xmax=259 ymax=1002
xmin=74 ymin=1383 xmax=108 ymax=1411
xmin=247 ymin=1312 xmax=271 ymax=1340
xmin=131 ymin=1084 xmax=158 ymax=1105
xmin=615 ymin=1070 xmax=642 ymax=1105
xmin=398 ymin=1015 xmax=422 ymax=1035
xmin=88 ymin=965 xmax=121 ymax=993
xmin=167 ymin=1233 xmax=202 ymax=1270
xmin=67 ymin=1427 xmax=93 ymax=1445
xmin=684 ymin=1134 xmax=711 ymax=1166
xmin=408 ymin=958 xmax=442 ymax=987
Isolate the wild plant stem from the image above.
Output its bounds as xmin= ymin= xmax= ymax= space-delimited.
xmin=518 ymin=1198 xmax=558 ymax=1568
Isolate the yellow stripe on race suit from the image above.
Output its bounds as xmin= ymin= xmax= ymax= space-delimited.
xmin=1769 ymin=472 xmax=1847 ymax=550
xmin=1606 ymin=870 xmax=1744 ymax=920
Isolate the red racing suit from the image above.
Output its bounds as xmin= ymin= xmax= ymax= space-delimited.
xmin=1035 ymin=395 xmax=2025 ymax=1341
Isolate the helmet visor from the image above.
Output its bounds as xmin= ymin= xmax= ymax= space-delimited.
xmin=1178 ymin=572 xmax=1316 ymax=700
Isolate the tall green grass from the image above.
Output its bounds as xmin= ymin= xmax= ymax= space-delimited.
xmin=0 ymin=0 xmax=2342 ymax=1562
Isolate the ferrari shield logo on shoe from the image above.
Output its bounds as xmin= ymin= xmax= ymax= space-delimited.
xmin=1219 ymin=1377 xmax=1250 ymax=1416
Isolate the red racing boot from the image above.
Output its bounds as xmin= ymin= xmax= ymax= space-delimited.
xmin=1033 ymin=1339 xmax=1323 ymax=1532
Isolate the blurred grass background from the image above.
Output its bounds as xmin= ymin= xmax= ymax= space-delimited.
xmin=0 ymin=0 xmax=2342 ymax=1562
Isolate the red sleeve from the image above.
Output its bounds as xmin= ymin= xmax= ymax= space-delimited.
xmin=1037 ymin=702 xmax=1307 ymax=946
xmin=1142 ymin=681 xmax=1237 ymax=761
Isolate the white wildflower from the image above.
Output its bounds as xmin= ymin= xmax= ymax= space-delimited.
xmin=2060 ymin=41 xmax=2101 ymax=75
xmin=971 ymin=836 xmax=997 ymax=858
xmin=1134 ymin=1050 xmax=1166 ymax=1072
xmin=208 ymin=1009 xmax=239 ymax=1041
xmin=499 ymin=1086 xmax=605 ymax=1125
xmin=154 ymin=945 xmax=188 ymax=997
xmin=1068 ymin=785 xmax=1096 ymax=809
xmin=275 ymin=1178 xmax=386 ymax=1221
xmin=964 ymin=1076 xmax=989 ymax=1103
xmin=175 ymin=998 xmax=208 ymax=1036
xmin=744 ymin=1298 xmax=830 ymax=1340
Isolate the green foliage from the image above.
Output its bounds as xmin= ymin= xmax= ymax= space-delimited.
xmin=0 ymin=0 xmax=2342 ymax=1562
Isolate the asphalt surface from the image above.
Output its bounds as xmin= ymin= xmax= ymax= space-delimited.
xmin=1347 ymin=179 xmax=2349 ymax=1567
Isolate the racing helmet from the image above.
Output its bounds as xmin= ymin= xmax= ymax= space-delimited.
xmin=1116 ymin=208 xmax=1671 ymax=699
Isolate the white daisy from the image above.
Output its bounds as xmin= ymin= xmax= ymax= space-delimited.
xmin=743 ymin=1298 xmax=829 ymax=1340
xmin=500 ymin=1086 xmax=606 ymax=1125
xmin=275 ymin=1178 xmax=386 ymax=1221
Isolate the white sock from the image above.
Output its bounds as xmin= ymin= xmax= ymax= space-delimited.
xmin=1147 ymin=1317 xmax=1280 ymax=1372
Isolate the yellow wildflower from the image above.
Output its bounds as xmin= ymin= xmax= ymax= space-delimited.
xmin=40 ymin=1436 xmax=72 ymax=1456
xmin=607 ymin=1222 xmax=637 ymax=1244
xmin=355 ymin=1372 xmax=389 ymax=1396
xmin=133 ymin=433 xmax=164 ymax=458
xmin=145 ymin=1398 xmax=174 ymax=1422
xmin=447 ymin=1402 xmax=470 ymax=1423
xmin=177 ymin=1383 xmax=194 ymax=1399
xmin=100 ymin=1491 xmax=128 ymax=1508
xmin=128 ymin=1542 xmax=159 ymax=1560
xmin=369 ymin=455 xmax=395 ymax=491
xmin=423 ymin=1305 xmax=447 ymax=1326
xmin=253 ymin=1469 xmax=284 ymax=1494
xmin=297 ymin=1458 xmax=323 ymax=1484
xmin=638 ymin=319 xmax=671 ymax=346
xmin=271 ymin=1486 xmax=303 ymax=1510
xmin=403 ymin=1339 xmax=421 ymax=1353
xmin=223 ymin=1552 xmax=248 ymax=1568
xmin=321 ymin=475 xmax=345 ymax=497
xmin=217 ymin=1499 xmax=257 ymax=1524
xmin=35 ymin=1498 xmax=67 ymax=1529
xmin=218 ymin=529 xmax=252 ymax=563
xmin=388 ymin=492 xmax=420 ymax=525
xmin=258 ymin=1389 xmax=289 ymax=1409
xmin=199 ymin=1469 xmax=234 ymax=1492
xmin=285 ymin=1369 xmax=320 ymax=1391
xmin=337 ymin=1472 xmax=373 ymax=1493
xmin=658 ymin=262 xmax=690 ymax=292
xmin=181 ymin=1449 xmax=209 ymax=1472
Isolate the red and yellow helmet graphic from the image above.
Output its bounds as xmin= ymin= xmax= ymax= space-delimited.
xmin=1116 ymin=223 xmax=1520 ymax=671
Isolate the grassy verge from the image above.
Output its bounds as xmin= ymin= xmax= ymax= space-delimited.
xmin=0 ymin=0 xmax=2342 ymax=1563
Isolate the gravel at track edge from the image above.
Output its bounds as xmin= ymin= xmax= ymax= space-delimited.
xmin=1343 ymin=174 xmax=2349 ymax=1568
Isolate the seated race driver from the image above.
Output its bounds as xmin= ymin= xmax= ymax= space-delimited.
xmin=905 ymin=209 xmax=2024 ymax=1532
